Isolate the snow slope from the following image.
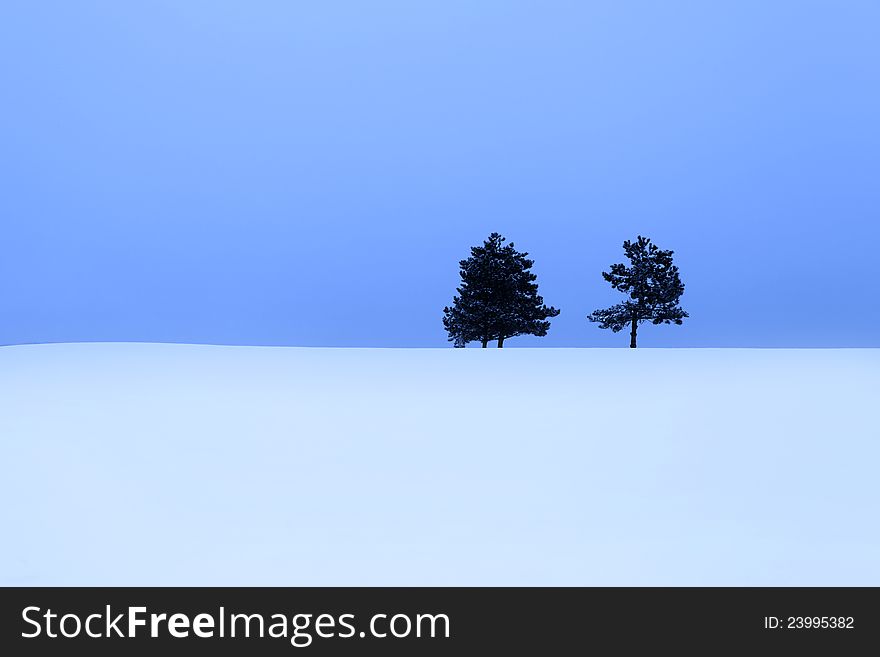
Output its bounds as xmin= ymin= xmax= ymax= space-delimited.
xmin=1 ymin=343 xmax=878 ymax=586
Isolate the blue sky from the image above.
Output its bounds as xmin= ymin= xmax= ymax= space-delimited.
xmin=2 ymin=1 xmax=878 ymax=347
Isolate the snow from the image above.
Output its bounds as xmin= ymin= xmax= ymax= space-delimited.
xmin=1 ymin=343 xmax=878 ymax=586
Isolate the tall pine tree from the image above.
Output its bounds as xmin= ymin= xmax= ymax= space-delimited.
xmin=443 ymin=233 xmax=560 ymax=347
xmin=587 ymin=235 xmax=687 ymax=348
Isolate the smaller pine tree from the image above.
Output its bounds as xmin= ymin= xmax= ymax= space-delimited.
xmin=587 ymin=235 xmax=687 ymax=348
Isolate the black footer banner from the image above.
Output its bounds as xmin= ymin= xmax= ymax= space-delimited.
xmin=1 ymin=587 xmax=877 ymax=654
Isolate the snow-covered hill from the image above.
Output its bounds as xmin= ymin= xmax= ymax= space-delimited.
xmin=1 ymin=343 xmax=877 ymax=585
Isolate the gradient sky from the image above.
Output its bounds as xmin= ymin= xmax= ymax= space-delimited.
xmin=2 ymin=1 xmax=878 ymax=347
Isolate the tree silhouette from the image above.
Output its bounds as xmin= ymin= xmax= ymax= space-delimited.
xmin=443 ymin=233 xmax=560 ymax=347
xmin=588 ymin=235 xmax=687 ymax=348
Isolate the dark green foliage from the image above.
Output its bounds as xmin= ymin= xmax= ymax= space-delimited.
xmin=443 ymin=233 xmax=560 ymax=347
xmin=587 ymin=235 xmax=687 ymax=348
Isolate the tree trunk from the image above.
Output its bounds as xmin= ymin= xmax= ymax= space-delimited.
xmin=497 ymin=336 xmax=505 ymax=348
xmin=630 ymin=318 xmax=638 ymax=349
xmin=481 ymin=339 xmax=488 ymax=348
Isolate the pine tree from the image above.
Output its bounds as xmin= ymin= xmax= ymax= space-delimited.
xmin=443 ymin=233 xmax=560 ymax=347
xmin=587 ymin=235 xmax=687 ymax=348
